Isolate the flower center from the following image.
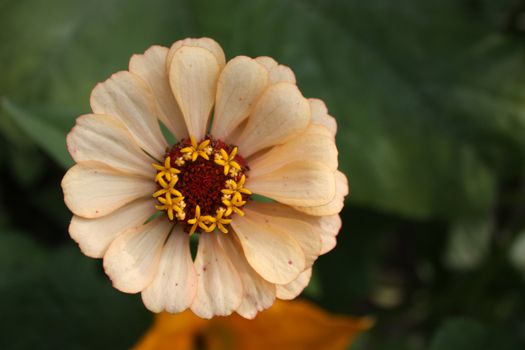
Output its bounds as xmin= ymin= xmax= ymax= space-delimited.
xmin=152 ymin=136 xmax=251 ymax=235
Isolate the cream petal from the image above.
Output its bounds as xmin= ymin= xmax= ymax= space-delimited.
xmin=309 ymin=98 xmax=337 ymax=137
xmin=276 ymin=268 xmax=312 ymax=300
xmin=224 ymin=118 xmax=248 ymax=145
xmin=168 ymin=46 xmax=220 ymax=141
xmin=69 ymin=198 xmax=156 ymax=258
xmin=210 ymin=56 xmax=269 ymax=140
xmin=317 ymin=214 xmax=342 ymax=254
xmin=247 ymin=160 xmax=336 ymax=207
xmin=268 ymin=65 xmax=296 ymax=84
xmin=245 ymin=201 xmax=342 ymax=255
xmin=254 ymin=56 xmax=277 ymax=70
xmin=103 ymin=217 xmax=170 ymax=294
xmin=293 ymin=170 xmax=348 ymax=216
xmin=90 ymin=71 xmax=167 ymax=158
xmin=62 ymin=162 xmax=156 ymax=218
xmin=255 ymin=56 xmax=296 ymax=84
xmin=166 ymin=37 xmax=226 ymax=71
xmin=231 ymin=214 xmax=305 ymax=284
xmin=67 ymin=114 xmax=153 ymax=177
xmin=129 ymin=46 xmax=188 ymax=141
xmin=142 ymin=227 xmax=197 ymax=313
xmin=191 ymin=234 xmax=243 ymax=318
xmin=218 ymin=234 xmax=276 ymax=319
xmin=249 ymin=125 xmax=338 ymax=177
xmin=235 ymin=83 xmax=309 ymax=157
xmin=244 ymin=206 xmax=321 ymax=268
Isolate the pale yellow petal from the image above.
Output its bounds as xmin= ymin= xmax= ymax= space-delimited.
xmin=317 ymin=215 xmax=342 ymax=254
xmin=276 ymin=268 xmax=312 ymax=300
xmin=245 ymin=201 xmax=342 ymax=255
xmin=211 ymin=56 xmax=269 ymax=140
xmin=129 ymin=46 xmax=188 ymax=141
xmin=309 ymin=98 xmax=337 ymax=137
xmin=249 ymin=124 xmax=338 ymax=177
xmin=224 ymin=118 xmax=248 ymax=145
xmin=103 ymin=217 xmax=170 ymax=294
xmin=62 ymin=162 xmax=156 ymax=218
xmin=247 ymin=160 xmax=336 ymax=207
xmin=69 ymin=198 xmax=156 ymax=258
xmin=293 ymin=170 xmax=348 ymax=216
xmin=255 ymin=56 xmax=296 ymax=84
xmin=191 ymin=234 xmax=243 ymax=318
xmin=142 ymin=227 xmax=197 ymax=313
xmin=90 ymin=71 xmax=167 ymax=158
xmin=166 ymin=37 xmax=226 ymax=71
xmin=268 ymin=65 xmax=296 ymax=84
xmin=244 ymin=206 xmax=322 ymax=268
xmin=235 ymin=83 xmax=310 ymax=157
xmin=67 ymin=114 xmax=153 ymax=177
xmin=168 ymin=46 xmax=220 ymax=141
xmin=254 ymin=56 xmax=277 ymax=70
xmin=231 ymin=214 xmax=305 ymax=284
xmin=218 ymin=234 xmax=276 ymax=319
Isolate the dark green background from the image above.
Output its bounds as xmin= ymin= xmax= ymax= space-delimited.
xmin=1 ymin=0 xmax=525 ymax=349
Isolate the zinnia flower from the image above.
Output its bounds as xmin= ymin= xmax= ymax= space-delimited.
xmin=62 ymin=37 xmax=348 ymax=319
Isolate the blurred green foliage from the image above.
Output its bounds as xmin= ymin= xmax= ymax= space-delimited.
xmin=1 ymin=0 xmax=525 ymax=349
xmin=0 ymin=232 xmax=150 ymax=349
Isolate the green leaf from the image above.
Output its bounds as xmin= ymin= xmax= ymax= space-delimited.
xmin=349 ymin=331 xmax=419 ymax=350
xmin=444 ymin=218 xmax=492 ymax=271
xmin=317 ymin=206 xmax=396 ymax=312
xmin=509 ymin=230 xmax=525 ymax=278
xmin=0 ymin=231 xmax=151 ymax=349
xmin=429 ymin=318 xmax=520 ymax=350
xmin=1 ymin=98 xmax=73 ymax=168
xmin=0 ymin=108 xmax=47 ymax=185
xmin=0 ymin=0 xmax=189 ymax=107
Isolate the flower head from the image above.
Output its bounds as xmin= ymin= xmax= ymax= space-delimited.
xmin=62 ymin=37 xmax=348 ymax=319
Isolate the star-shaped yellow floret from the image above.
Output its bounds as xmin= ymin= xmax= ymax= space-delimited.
xmin=208 ymin=207 xmax=232 ymax=234
xmin=152 ymin=176 xmax=183 ymax=199
xmin=187 ymin=205 xmax=216 ymax=235
xmin=155 ymin=193 xmax=185 ymax=221
xmin=181 ymin=137 xmax=212 ymax=162
xmin=222 ymin=192 xmax=246 ymax=217
xmin=214 ymin=147 xmax=241 ymax=176
xmin=221 ymin=174 xmax=252 ymax=198
xmin=152 ymin=156 xmax=180 ymax=182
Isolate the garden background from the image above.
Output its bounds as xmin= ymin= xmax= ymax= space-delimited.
xmin=1 ymin=0 xmax=525 ymax=349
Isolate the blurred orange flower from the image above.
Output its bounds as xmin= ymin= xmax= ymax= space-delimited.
xmin=133 ymin=300 xmax=373 ymax=350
